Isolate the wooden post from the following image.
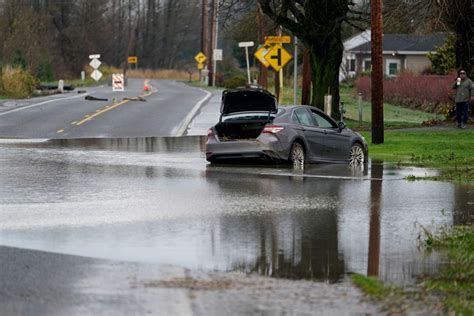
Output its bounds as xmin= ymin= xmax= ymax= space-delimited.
xmin=256 ymin=2 xmax=268 ymax=88
xmin=371 ymin=0 xmax=384 ymax=144
xmin=301 ymin=49 xmax=311 ymax=105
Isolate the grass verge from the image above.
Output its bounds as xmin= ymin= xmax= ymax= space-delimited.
xmin=421 ymin=225 xmax=474 ymax=315
xmin=351 ymin=274 xmax=396 ymax=299
xmin=361 ymin=130 xmax=474 ymax=183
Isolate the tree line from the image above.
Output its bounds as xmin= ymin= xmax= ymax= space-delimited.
xmin=0 ymin=0 xmax=202 ymax=80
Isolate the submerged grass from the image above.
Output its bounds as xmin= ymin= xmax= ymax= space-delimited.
xmin=361 ymin=130 xmax=474 ymax=183
xmin=421 ymin=225 xmax=474 ymax=315
xmin=351 ymin=274 xmax=396 ymax=299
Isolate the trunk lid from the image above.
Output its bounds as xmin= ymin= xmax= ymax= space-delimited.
xmin=221 ymin=88 xmax=277 ymax=116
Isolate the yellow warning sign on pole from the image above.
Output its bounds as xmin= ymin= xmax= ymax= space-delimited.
xmin=254 ymin=45 xmax=272 ymax=68
xmin=265 ymin=36 xmax=292 ymax=44
xmin=194 ymin=52 xmax=207 ymax=64
xmin=264 ymin=44 xmax=292 ymax=72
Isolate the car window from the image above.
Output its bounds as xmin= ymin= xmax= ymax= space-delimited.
xmin=311 ymin=110 xmax=336 ymax=128
xmin=293 ymin=108 xmax=316 ymax=126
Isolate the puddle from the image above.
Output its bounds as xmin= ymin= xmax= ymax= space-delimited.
xmin=0 ymin=136 xmax=472 ymax=286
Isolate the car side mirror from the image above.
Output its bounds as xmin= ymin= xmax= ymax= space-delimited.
xmin=338 ymin=121 xmax=346 ymax=131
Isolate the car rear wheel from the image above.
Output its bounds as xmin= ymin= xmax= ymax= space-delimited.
xmin=349 ymin=143 xmax=365 ymax=166
xmin=290 ymin=142 xmax=305 ymax=169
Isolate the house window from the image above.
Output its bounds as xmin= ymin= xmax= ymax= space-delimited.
xmin=363 ymin=60 xmax=372 ymax=71
xmin=386 ymin=59 xmax=401 ymax=76
xmin=346 ymin=58 xmax=356 ymax=72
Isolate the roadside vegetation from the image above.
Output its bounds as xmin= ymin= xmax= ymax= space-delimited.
xmin=421 ymin=225 xmax=474 ymax=315
xmin=351 ymin=225 xmax=474 ymax=315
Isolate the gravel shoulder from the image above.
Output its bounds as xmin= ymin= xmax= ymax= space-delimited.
xmin=0 ymin=246 xmax=384 ymax=316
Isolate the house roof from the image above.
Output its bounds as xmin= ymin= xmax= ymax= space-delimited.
xmin=349 ymin=33 xmax=448 ymax=54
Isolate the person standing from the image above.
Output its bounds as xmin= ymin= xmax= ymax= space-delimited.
xmin=452 ymin=69 xmax=473 ymax=128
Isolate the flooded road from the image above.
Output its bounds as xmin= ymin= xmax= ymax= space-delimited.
xmin=0 ymin=136 xmax=472 ymax=286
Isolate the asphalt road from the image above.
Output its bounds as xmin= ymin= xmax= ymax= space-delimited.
xmin=0 ymin=79 xmax=209 ymax=139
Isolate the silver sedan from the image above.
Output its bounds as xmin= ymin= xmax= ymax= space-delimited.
xmin=206 ymin=88 xmax=368 ymax=168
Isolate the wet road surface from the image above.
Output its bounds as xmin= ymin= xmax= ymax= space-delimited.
xmin=0 ymin=80 xmax=208 ymax=138
xmin=1 ymin=136 xmax=472 ymax=288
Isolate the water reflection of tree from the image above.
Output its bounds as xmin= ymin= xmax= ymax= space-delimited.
xmin=207 ymin=172 xmax=345 ymax=282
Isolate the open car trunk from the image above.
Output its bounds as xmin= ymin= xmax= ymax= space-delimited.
xmin=216 ymin=88 xmax=278 ymax=141
xmin=215 ymin=119 xmax=272 ymax=141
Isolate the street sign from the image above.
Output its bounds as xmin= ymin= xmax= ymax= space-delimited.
xmin=194 ymin=52 xmax=207 ymax=64
xmin=238 ymin=41 xmax=254 ymax=48
xmin=265 ymin=36 xmax=292 ymax=44
xmin=239 ymin=42 xmax=255 ymax=84
xmin=91 ymin=69 xmax=103 ymax=82
xmin=128 ymin=56 xmax=138 ymax=64
xmin=89 ymin=54 xmax=101 ymax=59
xmin=197 ymin=63 xmax=204 ymax=70
xmin=112 ymin=73 xmax=125 ymax=92
xmin=89 ymin=58 xmax=101 ymax=69
xmin=254 ymin=44 xmax=271 ymax=68
xmin=213 ymin=49 xmax=223 ymax=61
xmin=265 ymin=44 xmax=293 ymax=72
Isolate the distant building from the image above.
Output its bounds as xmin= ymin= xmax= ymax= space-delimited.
xmin=340 ymin=32 xmax=448 ymax=80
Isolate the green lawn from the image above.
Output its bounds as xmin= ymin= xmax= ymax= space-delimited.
xmin=339 ymin=84 xmax=444 ymax=125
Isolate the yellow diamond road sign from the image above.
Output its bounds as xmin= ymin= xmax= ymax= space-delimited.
xmin=195 ymin=52 xmax=207 ymax=64
xmin=254 ymin=45 xmax=272 ymax=68
xmin=265 ymin=44 xmax=292 ymax=72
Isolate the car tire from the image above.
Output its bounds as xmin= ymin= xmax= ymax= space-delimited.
xmin=349 ymin=143 xmax=365 ymax=166
xmin=290 ymin=142 xmax=305 ymax=169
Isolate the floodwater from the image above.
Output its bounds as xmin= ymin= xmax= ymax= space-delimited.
xmin=0 ymin=136 xmax=472 ymax=285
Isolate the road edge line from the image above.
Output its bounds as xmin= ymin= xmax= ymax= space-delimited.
xmin=174 ymin=88 xmax=212 ymax=137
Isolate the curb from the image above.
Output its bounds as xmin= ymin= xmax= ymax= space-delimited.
xmin=175 ymin=88 xmax=213 ymax=137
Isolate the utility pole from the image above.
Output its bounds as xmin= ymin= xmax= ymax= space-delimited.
xmin=208 ymin=0 xmax=217 ymax=87
xmin=256 ymin=2 xmax=268 ymax=88
xmin=371 ymin=0 xmax=384 ymax=144
xmin=201 ymin=0 xmax=209 ymax=81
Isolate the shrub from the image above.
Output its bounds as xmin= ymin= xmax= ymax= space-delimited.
xmin=1 ymin=66 xmax=38 ymax=98
xmin=428 ymin=35 xmax=456 ymax=75
xmin=224 ymin=75 xmax=247 ymax=89
xmin=355 ymin=73 xmax=455 ymax=114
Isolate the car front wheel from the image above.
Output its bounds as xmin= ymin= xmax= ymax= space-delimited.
xmin=290 ymin=142 xmax=305 ymax=169
xmin=349 ymin=143 xmax=365 ymax=166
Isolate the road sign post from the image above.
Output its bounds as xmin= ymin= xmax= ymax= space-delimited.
xmin=213 ymin=49 xmax=223 ymax=88
xmin=112 ymin=73 xmax=125 ymax=92
xmin=128 ymin=56 xmax=138 ymax=70
xmin=89 ymin=54 xmax=102 ymax=82
xmin=238 ymin=41 xmax=254 ymax=84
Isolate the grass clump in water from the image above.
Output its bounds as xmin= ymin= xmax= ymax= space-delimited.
xmin=421 ymin=225 xmax=474 ymax=315
xmin=351 ymin=274 xmax=395 ymax=299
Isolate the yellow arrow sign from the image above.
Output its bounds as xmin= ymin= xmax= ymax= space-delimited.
xmin=128 ymin=56 xmax=138 ymax=64
xmin=264 ymin=44 xmax=292 ymax=72
xmin=195 ymin=52 xmax=207 ymax=64
xmin=254 ymin=44 xmax=272 ymax=68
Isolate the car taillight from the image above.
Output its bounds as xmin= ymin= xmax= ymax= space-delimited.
xmin=262 ymin=125 xmax=284 ymax=134
xmin=207 ymin=128 xmax=215 ymax=137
